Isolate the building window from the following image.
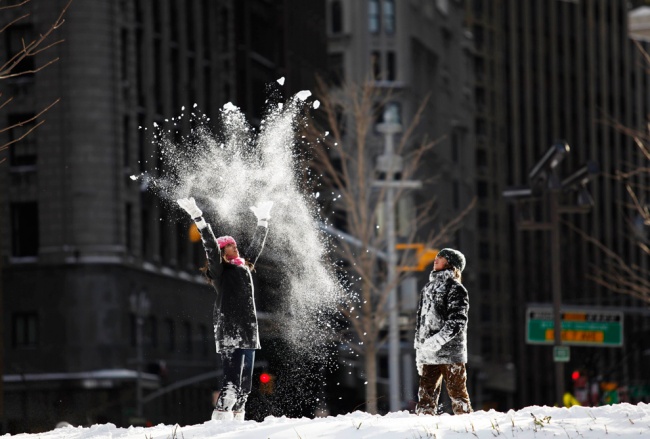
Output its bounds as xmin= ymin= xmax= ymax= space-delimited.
xmin=369 ymin=0 xmax=380 ymax=33
xmin=176 ymin=221 xmax=187 ymax=268
xmin=335 ymin=105 xmax=347 ymax=137
xmin=12 ymin=312 xmax=38 ymax=348
xmin=170 ymin=0 xmax=179 ymax=43
xmin=219 ymin=8 xmax=229 ymax=52
xmin=478 ymin=209 xmax=489 ymax=229
xmin=165 ymin=318 xmax=175 ymax=352
xmin=125 ymin=203 xmax=133 ymax=253
xmin=331 ymin=0 xmax=343 ymax=34
xmin=146 ymin=316 xmax=158 ymax=348
xmin=152 ymin=0 xmax=162 ymax=34
xmin=184 ymin=321 xmax=192 ymax=354
xmin=202 ymin=0 xmax=211 ymax=60
xmin=123 ymin=115 xmax=130 ymax=167
xmin=135 ymin=0 xmax=144 ymax=25
xmin=383 ymin=0 xmax=395 ymax=34
xmin=451 ymin=128 xmax=462 ymax=163
xmin=328 ymin=52 xmax=344 ymax=86
xmin=5 ymin=24 xmax=35 ymax=74
xmin=186 ymin=2 xmax=196 ymax=52
xmin=130 ymin=313 xmax=137 ymax=347
xmin=120 ymin=28 xmax=129 ymax=84
xmin=154 ymin=39 xmax=163 ymax=115
xmin=476 ymin=149 xmax=487 ymax=168
xmin=10 ymin=202 xmax=38 ymax=257
xmin=477 ymin=180 xmax=488 ymax=198
xmin=7 ymin=113 xmax=37 ymax=167
xmin=370 ymin=51 xmax=381 ymax=79
xmin=141 ymin=203 xmax=150 ymax=259
xmin=479 ymin=241 xmax=490 ymax=258
xmin=386 ymin=51 xmax=396 ymax=81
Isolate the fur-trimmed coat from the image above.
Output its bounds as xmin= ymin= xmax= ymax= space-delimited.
xmin=197 ymin=222 xmax=268 ymax=353
xmin=414 ymin=269 xmax=469 ymax=368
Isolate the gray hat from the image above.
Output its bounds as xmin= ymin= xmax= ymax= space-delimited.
xmin=437 ymin=248 xmax=466 ymax=272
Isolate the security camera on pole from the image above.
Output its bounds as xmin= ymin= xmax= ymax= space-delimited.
xmin=373 ymin=106 xmax=422 ymax=412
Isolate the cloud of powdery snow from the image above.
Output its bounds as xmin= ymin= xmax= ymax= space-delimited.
xmin=135 ymin=89 xmax=344 ymax=366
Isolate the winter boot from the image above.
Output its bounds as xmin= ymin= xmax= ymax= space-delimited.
xmin=211 ymin=409 xmax=234 ymax=421
xmin=233 ymin=411 xmax=245 ymax=421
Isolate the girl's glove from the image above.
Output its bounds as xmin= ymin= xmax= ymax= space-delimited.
xmin=177 ymin=197 xmax=203 ymax=219
xmin=250 ymin=201 xmax=274 ymax=226
xmin=424 ymin=333 xmax=446 ymax=352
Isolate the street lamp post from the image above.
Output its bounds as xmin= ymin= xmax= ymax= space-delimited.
xmin=130 ymin=290 xmax=150 ymax=419
xmin=374 ymin=106 xmax=421 ymax=412
xmin=549 ymin=189 xmax=564 ymax=407
xmin=503 ymin=141 xmax=598 ymax=407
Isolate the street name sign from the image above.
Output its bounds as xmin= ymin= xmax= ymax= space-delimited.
xmin=526 ymin=307 xmax=623 ymax=347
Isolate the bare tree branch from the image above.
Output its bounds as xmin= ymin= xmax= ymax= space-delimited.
xmin=0 ymin=0 xmax=31 ymax=12
xmin=0 ymin=0 xmax=72 ymax=163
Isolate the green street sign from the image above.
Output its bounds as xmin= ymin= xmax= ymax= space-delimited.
xmin=553 ymin=346 xmax=570 ymax=362
xmin=526 ymin=307 xmax=623 ymax=347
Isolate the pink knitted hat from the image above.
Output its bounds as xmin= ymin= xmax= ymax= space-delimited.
xmin=216 ymin=235 xmax=237 ymax=249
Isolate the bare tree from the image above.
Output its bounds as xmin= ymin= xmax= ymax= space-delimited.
xmin=568 ymin=117 xmax=650 ymax=303
xmin=564 ymin=42 xmax=650 ymax=303
xmin=301 ymin=79 xmax=475 ymax=414
xmin=0 ymin=0 xmax=73 ymax=163
xmin=0 ymin=0 xmax=72 ymax=421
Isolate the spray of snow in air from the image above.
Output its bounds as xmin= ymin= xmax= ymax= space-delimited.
xmin=135 ymin=88 xmax=346 ymax=391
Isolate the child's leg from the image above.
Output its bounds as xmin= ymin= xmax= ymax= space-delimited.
xmin=443 ymin=363 xmax=472 ymax=414
xmin=416 ymin=364 xmax=444 ymax=415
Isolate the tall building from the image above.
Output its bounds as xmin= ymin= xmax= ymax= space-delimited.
xmin=324 ymin=0 xmax=486 ymax=412
xmin=468 ymin=0 xmax=650 ymax=407
xmin=0 ymin=0 xmax=326 ymax=432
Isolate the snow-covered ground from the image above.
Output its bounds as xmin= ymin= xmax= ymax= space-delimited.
xmin=7 ymin=403 xmax=650 ymax=438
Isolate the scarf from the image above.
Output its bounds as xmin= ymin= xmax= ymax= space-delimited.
xmin=227 ymin=256 xmax=246 ymax=266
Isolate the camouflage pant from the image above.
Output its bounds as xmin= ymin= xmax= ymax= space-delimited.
xmin=416 ymin=363 xmax=473 ymax=415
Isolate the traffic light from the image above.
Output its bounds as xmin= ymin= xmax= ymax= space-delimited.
xmin=259 ymin=372 xmax=274 ymax=395
xmin=571 ymin=370 xmax=581 ymax=381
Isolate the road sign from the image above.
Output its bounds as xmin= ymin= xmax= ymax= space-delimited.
xmin=553 ymin=346 xmax=570 ymax=362
xmin=526 ymin=307 xmax=623 ymax=347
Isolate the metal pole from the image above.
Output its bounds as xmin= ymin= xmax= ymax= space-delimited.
xmin=384 ymin=129 xmax=400 ymax=413
xmin=136 ymin=314 xmax=144 ymax=418
xmin=549 ymin=191 xmax=564 ymax=406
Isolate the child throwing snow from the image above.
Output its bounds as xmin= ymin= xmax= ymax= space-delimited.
xmin=414 ymin=248 xmax=473 ymax=415
xmin=177 ymin=197 xmax=272 ymax=422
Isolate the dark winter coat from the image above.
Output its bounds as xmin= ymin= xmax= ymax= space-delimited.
xmin=197 ymin=221 xmax=268 ymax=353
xmin=414 ymin=269 xmax=469 ymax=366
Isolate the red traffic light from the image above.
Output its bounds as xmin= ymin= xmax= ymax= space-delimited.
xmin=260 ymin=372 xmax=271 ymax=384
xmin=571 ymin=370 xmax=580 ymax=381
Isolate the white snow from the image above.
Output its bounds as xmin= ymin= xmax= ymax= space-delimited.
xmin=295 ymin=90 xmax=312 ymax=101
xmin=15 ymin=404 xmax=650 ymax=438
xmin=222 ymin=102 xmax=238 ymax=112
xmin=276 ymin=76 xmax=285 ymax=85
xmin=312 ymin=100 xmax=320 ymax=109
